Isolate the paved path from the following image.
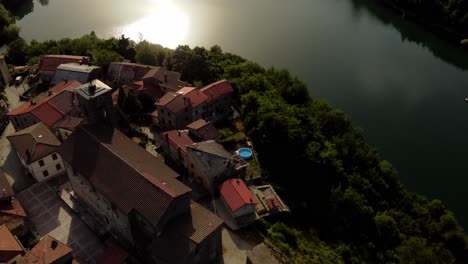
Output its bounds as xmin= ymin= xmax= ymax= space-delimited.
xmin=0 ymin=84 xmax=35 ymax=192
xmin=16 ymin=182 xmax=104 ymax=263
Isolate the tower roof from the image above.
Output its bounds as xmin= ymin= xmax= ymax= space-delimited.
xmin=74 ymin=79 xmax=112 ymax=100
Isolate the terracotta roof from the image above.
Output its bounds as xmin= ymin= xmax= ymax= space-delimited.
xmin=7 ymin=80 xmax=81 ymax=117
xmin=161 ymin=130 xmax=195 ymax=156
xmin=220 ymin=179 xmax=257 ymax=212
xmin=8 ymin=122 xmax=61 ymax=164
xmin=143 ymin=67 xmax=189 ymax=91
xmin=0 ymin=169 xmax=14 ymax=200
xmin=58 ymin=125 xmax=191 ymax=226
xmin=177 ymin=87 xmax=208 ymax=108
xmin=0 ymin=198 xmax=27 ymax=228
xmin=54 ymin=116 xmax=82 ymax=130
xmin=156 ymin=92 xmax=187 ymax=113
xmin=0 ymin=224 xmax=23 ymax=263
xmin=22 ymin=235 xmax=72 ymax=264
xmin=266 ymin=197 xmax=282 ymax=209
xmin=126 ymin=81 xmax=162 ymax=99
xmin=148 ymin=200 xmax=222 ymax=263
xmin=200 ymin=80 xmax=233 ymax=102
xmin=186 ymin=119 xmax=220 ymax=141
xmin=30 ymin=103 xmax=64 ymax=127
xmin=38 ymin=55 xmax=86 ymax=72
xmin=96 ymin=244 xmax=128 ymax=264
xmin=109 ymin=62 xmax=155 ymax=81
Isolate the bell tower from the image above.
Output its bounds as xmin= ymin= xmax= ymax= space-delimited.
xmin=74 ymin=79 xmax=116 ymax=125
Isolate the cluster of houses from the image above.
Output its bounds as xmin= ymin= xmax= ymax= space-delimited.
xmin=0 ymin=54 xmax=288 ymax=263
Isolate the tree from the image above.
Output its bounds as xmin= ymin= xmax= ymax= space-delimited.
xmin=7 ymin=38 xmax=28 ymax=65
xmin=92 ymin=49 xmax=122 ymax=68
xmin=135 ymin=41 xmax=165 ymax=66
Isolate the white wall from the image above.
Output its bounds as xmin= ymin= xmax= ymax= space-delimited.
xmin=27 ymin=152 xmax=65 ymax=182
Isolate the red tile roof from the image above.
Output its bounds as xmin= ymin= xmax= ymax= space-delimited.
xmin=161 ymin=130 xmax=195 ymax=156
xmin=156 ymin=92 xmax=187 ymax=113
xmin=7 ymin=122 xmax=61 ymax=163
xmin=0 ymin=224 xmax=23 ymax=263
xmin=200 ymin=80 xmax=234 ymax=102
xmin=219 ymin=179 xmax=257 ymax=212
xmin=266 ymin=197 xmax=283 ymax=210
xmin=0 ymin=199 xmax=27 ymax=228
xmin=143 ymin=67 xmax=189 ymax=91
xmin=22 ymin=235 xmax=72 ymax=264
xmin=7 ymin=81 xmax=81 ymax=127
xmin=178 ymin=87 xmax=208 ymax=108
xmin=96 ymin=244 xmax=128 ymax=264
xmin=38 ymin=55 xmax=86 ymax=72
xmin=186 ymin=119 xmax=220 ymax=141
xmin=58 ymin=125 xmax=191 ymax=227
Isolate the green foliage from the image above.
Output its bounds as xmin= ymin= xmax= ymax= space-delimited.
xmin=0 ymin=3 xmax=18 ymax=45
xmin=7 ymin=37 xmax=27 ymax=65
xmin=92 ymin=49 xmax=122 ymax=67
xmin=135 ymin=40 xmax=166 ymax=66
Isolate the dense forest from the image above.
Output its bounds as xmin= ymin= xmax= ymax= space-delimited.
xmin=374 ymin=0 xmax=468 ymax=40
xmin=1 ymin=2 xmax=468 ymax=263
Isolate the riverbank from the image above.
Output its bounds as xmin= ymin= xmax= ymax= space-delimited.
xmin=375 ymin=0 xmax=468 ymax=45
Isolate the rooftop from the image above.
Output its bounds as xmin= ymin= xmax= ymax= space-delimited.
xmin=7 ymin=122 xmax=61 ymax=164
xmin=143 ymin=67 xmax=189 ymax=91
xmin=0 ymin=224 xmax=23 ymax=263
xmin=200 ymin=80 xmax=234 ymax=102
xmin=74 ymin=79 xmax=112 ymax=100
xmin=56 ymin=63 xmax=100 ymax=73
xmin=155 ymin=92 xmax=188 ymax=113
xmin=7 ymin=80 xmax=81 ymax=121
xmin=58 ymin=125 xmax=191 ymax=226
xmin=148 ymin=200 xmax=223 ymax=263
xmin=0 ymin=169 xmax=14 ymax=200
xmin=38 ymin=55 xmax=87 ymax=72
xmin=22 ymin=235 xmax=72 ymax=264
xmin=187 ymin=140 xmax=233 ymax=160
xmin=186 ymin=119 xmax=220 ymax=141
xmin=161 ymin=130 xmax=195 ymax=156
xmin=220 ymin=179 xmax=257 ymax=212
xmin=177 ymin=87 xmax=208 ymax=108
xmin=96 ymin=244 xmax=128 ymax=264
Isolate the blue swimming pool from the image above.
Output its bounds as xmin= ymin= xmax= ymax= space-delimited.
xmin=238 ymin=148 xmax=253 ymax=160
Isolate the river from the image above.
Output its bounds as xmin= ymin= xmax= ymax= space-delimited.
xmin=14 ymin=0 xmax=468 ymax=226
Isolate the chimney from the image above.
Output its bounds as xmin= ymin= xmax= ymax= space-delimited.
xmin=51 ymin=240 xmax=58 ymax=250
xmin=164 ymin=73 xmax=168 ymax=83
xmin=30 ymin=100 xmax=36 ymax=106
xmin=177 ymin=131 xmax=181 ymax=136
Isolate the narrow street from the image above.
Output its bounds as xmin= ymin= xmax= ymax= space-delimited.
xmin=1 ymin=82 xmax=35 ymax=192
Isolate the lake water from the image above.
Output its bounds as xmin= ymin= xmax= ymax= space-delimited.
xmin=16 ymin=0 xmax=468 ymax=226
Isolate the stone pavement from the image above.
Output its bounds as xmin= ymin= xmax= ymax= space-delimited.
xmin=0 ymin=84 xmax=35 ymax=192
xmin=16 ymin=182 xmax=104 ymax=263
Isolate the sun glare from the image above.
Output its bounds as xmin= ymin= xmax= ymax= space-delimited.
xmin=121 ymin=0 xmax=188 ymax=48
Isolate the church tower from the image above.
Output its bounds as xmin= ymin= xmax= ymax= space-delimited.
xmin=74 ymin=79 xmax=116 ymax=125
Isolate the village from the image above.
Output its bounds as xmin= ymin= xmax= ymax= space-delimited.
xmin=0 ymin=54 xmax=289 ymax=264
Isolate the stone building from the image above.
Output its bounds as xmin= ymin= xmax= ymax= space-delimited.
xmin=219 ymin=178 xmax=257 ymax=226
xmin=74 ymin=79 xmax=116 ymax=126
xmin=200 ymin=80 xmax=233 ymax=120
xmin=186 ymin=140 xmax=248 ymax=194
xmin=58 ymin=125 xmax=223 ymax=264
xmin=38 ymin=55 xmax=88 ymax=82
xmin=52 ymin=63 xmax=101 ymax=85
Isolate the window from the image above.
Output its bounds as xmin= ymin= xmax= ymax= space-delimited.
xmin=38 ymin=160 xmax=45 ymax=167
xmin=56 ymin=163 xmax=62 ymax=171
xmin=42 ymin=170 xmax=49 ymax=177
xmin=52 ymin=153 xmax=58 ymax=160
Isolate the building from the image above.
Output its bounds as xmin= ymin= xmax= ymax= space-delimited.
xmin=200 ymin=80 xmax=234 ymax=120
xmin=58 ymin=125 xmax=223 ymax=264
xmin=186 ymin=140 xmax=248 ymax=193
xmin=0 ymin=224 xmax=24 ymax=264
xmin=160 ymin=130 xmax=195 ymax=170
xmin=186 ymin=119 xmax=220 ymax=141
xmin=96 ymin=244 xmax=128 ymax=264
xmin=0 ymin=170 xmax=27 ymax=236
xmin=250 ymin=185 xmax=289 ymax=216
xmin=21 ymin=235 xmax=73 ymax=264
xmin=51 ymin=63 xmax=101 ymax=85
xmin=38 ymin=55 xmax=88 ymax=82
xmin=53 ymin=116 xmax=83 ymax=141
xmin=0 ymin=54 xmax=10 ymax=85
xmin=7 ymin=123 xmax=65 ymax=182
xmin=107 ymin=62 xmax=155 ymax=84
xmin=154 ymin=91 xmax=193 ymax=130
xmin=141 ymin=66 xmax=189 ymax=95
xmin=177 ymin=87 xmax=209 ymax=121
xmin=219 ymin=179 xmax=257 ymax=226
xmin=7 ymin=80 xmax=82 ymax=131
xmin=74 ymin=80 xmax=116 ymax=126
